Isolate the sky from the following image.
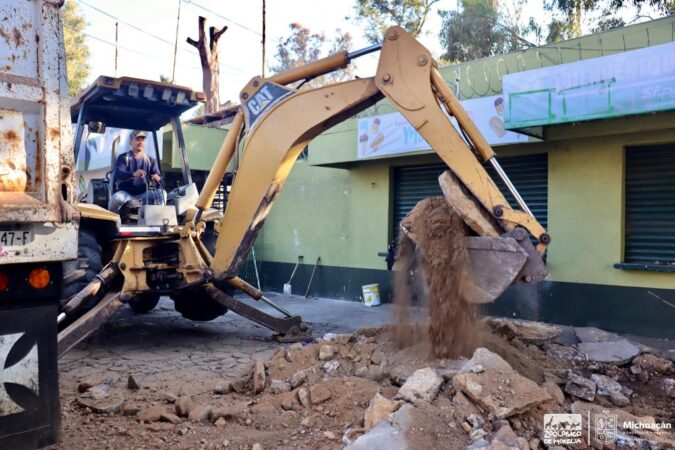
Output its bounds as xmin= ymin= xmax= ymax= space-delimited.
xmin=73 ymin=0 xmax=655 ymax=105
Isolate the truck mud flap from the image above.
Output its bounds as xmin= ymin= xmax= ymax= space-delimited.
xmin=0 ymin=303 xmax=60 ymax=449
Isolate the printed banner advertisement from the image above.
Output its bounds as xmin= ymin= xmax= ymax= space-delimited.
xmin=357 ymin=95 xmax=530 ymax=159
xmin=504 ymin=41 xmax=675 ymax=128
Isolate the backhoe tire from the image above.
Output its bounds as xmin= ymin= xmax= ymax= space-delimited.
xmin=62 ymin=227 xmax=103 ymax=310
xmin=172 ymin=286 xmax=230 ymax=322
xmin=128 ymin=294 xmax=160 ymax=314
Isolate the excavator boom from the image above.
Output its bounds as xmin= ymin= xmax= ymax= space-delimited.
xmin=195 ymin=26 xmax=548 ymax=303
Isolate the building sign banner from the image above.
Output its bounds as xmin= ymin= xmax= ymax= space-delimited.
xmin=504 ymin=41 xmax=675 ymax=129
xmin=357 ymin=95 xmax=529 ymax=159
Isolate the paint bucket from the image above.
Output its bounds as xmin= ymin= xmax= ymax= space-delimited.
xmin=362 ymin=284 xmax=381 ymax=307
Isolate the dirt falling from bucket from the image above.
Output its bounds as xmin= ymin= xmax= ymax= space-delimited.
xmin=392 ymin=197 xmax=478 ymax=359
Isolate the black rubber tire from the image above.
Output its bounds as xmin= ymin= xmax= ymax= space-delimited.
xmin=172 ymin=286 xmax=230 ymax=322
xmin=62 ymin=228 xmax=103 ymax=309
xmin=128 ymin=294 xmax=160 ymax=314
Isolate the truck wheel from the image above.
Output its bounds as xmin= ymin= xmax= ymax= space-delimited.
xmin=62 ymin=228 xmax=102 ymax=309
xmin=128 ymin=294 xmax=160 ymax=314
xmin=172 ymin=287 xmax=230 ymax=322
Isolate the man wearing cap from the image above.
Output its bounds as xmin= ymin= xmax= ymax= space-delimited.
xmin=108 ymin=130 xmax=163 ymax=213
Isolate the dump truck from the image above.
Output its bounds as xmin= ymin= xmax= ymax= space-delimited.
xmin=57 ymin=27 xmax=548 ymax=356
xmin=0 ymin=0 xmax=77 ymax=447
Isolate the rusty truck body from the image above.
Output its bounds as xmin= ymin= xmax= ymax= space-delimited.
xmin=0 ymin=0 xmax=77 ymax=447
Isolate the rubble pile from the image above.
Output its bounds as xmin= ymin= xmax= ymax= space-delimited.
xmin=64 ymin=319 xmax=674 ymax=449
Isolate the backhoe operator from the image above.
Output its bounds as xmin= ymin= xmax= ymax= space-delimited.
xmin=108 ymin=130 xmax=163 ymax=213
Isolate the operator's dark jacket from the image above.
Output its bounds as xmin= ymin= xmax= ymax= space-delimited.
xmin=113 ymin=151 xmax=160 ymax=195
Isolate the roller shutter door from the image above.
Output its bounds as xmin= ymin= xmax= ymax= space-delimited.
xmin=624 ymin=144 xmax=675 ymax=264
xmin=392 ymin=153 xmax=548 ymax=239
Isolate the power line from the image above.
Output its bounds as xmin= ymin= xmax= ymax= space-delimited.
xmin=74 ymin=0 xmax=250 ymax=74
xmin=68 ymin=25 xmax=243 ymax=75
xmin=183 ymin=0 xmax=279 ymax=43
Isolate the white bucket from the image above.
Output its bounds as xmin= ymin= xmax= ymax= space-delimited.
xmin=362 ymin=284 xmax=381 ymax=307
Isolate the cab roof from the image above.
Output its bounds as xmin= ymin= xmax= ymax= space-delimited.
xmin=71 ymin=76 xmax=204 ymax=130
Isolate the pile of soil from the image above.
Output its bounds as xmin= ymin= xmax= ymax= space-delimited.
xmin=57 ymin=323 xmax=674 ymax=449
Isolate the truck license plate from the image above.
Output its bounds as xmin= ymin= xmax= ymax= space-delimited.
xmin=0 ymin=228 xmax=32 ymax=247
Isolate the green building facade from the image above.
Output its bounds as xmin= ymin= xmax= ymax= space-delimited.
xmin=175 ymin=17 xmax=675 ymax=339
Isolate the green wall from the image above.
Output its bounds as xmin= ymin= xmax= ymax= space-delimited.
xmin=258 ymin=159 xmax=391 ymax=271
xmin=253 ymin=109 xmax=675 ymax=293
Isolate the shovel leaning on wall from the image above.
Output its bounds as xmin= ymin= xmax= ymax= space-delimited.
xmin=283 ymin=256 xmax=303 ymax=295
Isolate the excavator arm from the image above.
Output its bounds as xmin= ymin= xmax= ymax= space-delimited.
xmin=195 ymin=26 xmax=548 ymax=302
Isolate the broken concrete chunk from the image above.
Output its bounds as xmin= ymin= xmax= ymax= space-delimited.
xmin=609 ymin=392 xmax=630 ymax=406
xmin=370 ymin=350 xmax=385 ymax=366
xmin=309 ymin=384 xmax=331 ymax=405
xmin=83 ymin=382 xmax=111 ymax=400
xmin=345 ymin=404 xmax=413 ymax=450
xmin=492 ymin=423 xmax=518 ymax=446
xmin=574 ymin=326 xmax=621 ymax=343
xmin=633 ymin=353 xmax=673 ymax=373
xmin=252 ymin=359 xmax=266 ymax=394
xmin=297 ymin=387 xmax=311 ymax=408
xmin=332 ymin=333 xmax=354 ymax=345
xmin=664 ymin=378 xmax=675 ymax=398
xmin=160 ymin=412 xmax=181 ymax=424
xmin=494 ymin=319 xmax=562 ymax=344
xmin=364 ymin=393 xmax=401 ymax=431
xmin=590 ymin=373 xmax=623 ymax=397
xmin=210 ymin=407 xmax=241 ymax=422
xmin=269 ymin=379 xmax=291 ymax=394
xmin=77 ymin=375 xmax=113 ymax=393
xmin=466 ymin=413 xmax=485 ymax=428
xmin=323 ymin=360 xmax=340 ymax=373
xmin=354 ymin=366 xmax=368 ymax=378
xmin=460 ymin=348 xmax=512 ymax=374
xmin=187 ymin=404 xmax=212 ymax=422
xmin=395 ymin=367 xmax=443 ymax=403
xmin=213 ymin=382 xmax=232 ymax=395
xmin=543 ymin=343 xmax=587 ymax=361
xmin=453 ymin=348 xmax=551 ymax=419
xmin=465 ymin=439 xmax=490 ymax=450
xmin=175 ymin=396 xmax=194 ymax=417
xmin=541 ymin=381 xmax=565 ymax=405
xmin=137 ymin=405 xmax=166 ymax=423
xmin=578 ymin=339 xmax=640 ymax=364
xmin=564 ymin=373 xmax=596 ymax=401
xmin=289 ymin=370 xmax=306 ymax=389
xmin=319 ymin=345 xmax=336 ymax=361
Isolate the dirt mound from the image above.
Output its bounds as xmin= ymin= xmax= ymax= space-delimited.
xmin=394 ymin=197 xmax=477 ymax=358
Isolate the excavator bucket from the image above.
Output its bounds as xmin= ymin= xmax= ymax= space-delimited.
xmin=399 ymin=196 xmax=547 ymax=305
xmin=462 ymin=236 xmax=528 ymax=304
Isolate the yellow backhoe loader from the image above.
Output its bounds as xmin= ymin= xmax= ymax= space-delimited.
xmin=57 ymin=26 xmax=549 ymax=356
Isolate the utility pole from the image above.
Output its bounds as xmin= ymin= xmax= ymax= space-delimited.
xmin=114 ymin=22 xmax=119 ymax=77
xmin=261 ymin=0 xmax=266 ymax=78
xmin=172 ymin=0 xmax=182 ymax=83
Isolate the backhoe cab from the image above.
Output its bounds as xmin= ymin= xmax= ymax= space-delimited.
xmin=71 ymin=76 xmax=201 ymax=227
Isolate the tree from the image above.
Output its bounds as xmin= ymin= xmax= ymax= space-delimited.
xmin=187 ymin=16 xmax=228 ymax=114
xmin=352 ymin=0 xmax=439 ymax=44
xmin=439 ymin=0 xmax=513 ymax=63
xmin=269 ymin=23 xmax=353 ymax=87
xmin=62 ymin=1 xmax=90 ymax=97
xmin=543 ymin=0 xmax=673 ymax=43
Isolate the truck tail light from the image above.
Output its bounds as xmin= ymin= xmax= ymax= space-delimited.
xmin=28 ymin=267 xmax=50 ymax=289
xmin=0 ymin=272 xmax=7 ymax=291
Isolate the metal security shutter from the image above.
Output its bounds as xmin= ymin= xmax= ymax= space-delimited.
xmin=624 ymin=144 xmax=675 ymax=264
xmin=392 ymin=154 xmax=548 ymax=239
